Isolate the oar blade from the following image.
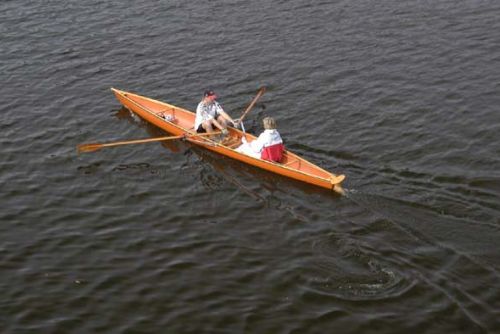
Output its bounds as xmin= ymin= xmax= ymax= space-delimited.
xmin=77 ymin=143 xmax=103 ymax=153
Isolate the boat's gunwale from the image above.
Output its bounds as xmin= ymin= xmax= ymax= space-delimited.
xmin=111 ymin=88 xmax=342 ymax=187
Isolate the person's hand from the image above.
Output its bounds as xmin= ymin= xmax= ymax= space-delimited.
xmin=221 ymin=128 xmax=228 ymax=136
xmin=232 ymin=118 xmax=240 ymax=128
xmin=241 ymin=136 xmax=247 ymax=144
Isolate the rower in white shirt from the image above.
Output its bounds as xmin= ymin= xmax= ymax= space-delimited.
xmin=194 ymin=90 xmax=238 ymax=135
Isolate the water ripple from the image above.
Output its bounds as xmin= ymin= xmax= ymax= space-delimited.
xmin=305 ymin=233 xmax=414 ymax=301
xmin=2 ymin=0 xmax=500 ymax=332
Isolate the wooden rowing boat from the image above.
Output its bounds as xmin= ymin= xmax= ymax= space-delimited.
xmin=111 ymin=88 xmax=346 ymax=193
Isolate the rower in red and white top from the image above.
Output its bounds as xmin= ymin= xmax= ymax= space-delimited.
xmin=236 ymin=117 xmax=284 ymax=163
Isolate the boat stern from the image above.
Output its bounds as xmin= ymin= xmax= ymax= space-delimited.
xmin=330 ymin=174 xmax=346 ymax=195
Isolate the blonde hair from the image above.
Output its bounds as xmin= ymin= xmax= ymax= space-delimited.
xmin=263 ymin=117 xmax=277 ymax=130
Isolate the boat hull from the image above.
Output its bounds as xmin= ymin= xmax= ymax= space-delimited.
xmin=111 ymin=88 xmax=345 ymax=192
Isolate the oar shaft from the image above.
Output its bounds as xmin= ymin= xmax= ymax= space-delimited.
xmin=99 ymin=135 xmax=184 ymax=147
xmin=239 ymin=86 xmax=266 ymax=123
xmin=77 ymin=131 xmax=220 ymax=153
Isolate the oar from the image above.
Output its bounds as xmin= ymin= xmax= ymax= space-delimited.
xmin=77 ymin=132 xmax=219 ymax=153
xmin=236 ymin=86 xmax=266 ymax=126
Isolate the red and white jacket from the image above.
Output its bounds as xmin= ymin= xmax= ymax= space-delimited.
xmin=248 ymin=129 xmax=285 ymax=162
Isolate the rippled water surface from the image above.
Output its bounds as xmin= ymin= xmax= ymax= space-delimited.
xmin=2 ymin=0 xmax=500 ymax=333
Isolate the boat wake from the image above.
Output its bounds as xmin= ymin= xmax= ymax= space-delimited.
xmin=304 ymin=232 xmax=415 ymax=301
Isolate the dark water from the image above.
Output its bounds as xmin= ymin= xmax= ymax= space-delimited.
xmin=2 ymin=0 xmax=500 ymax=332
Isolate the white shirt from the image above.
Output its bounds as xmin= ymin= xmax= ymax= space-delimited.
xmin=237 ymin=129 xmax=283 ymax=158
xmin=249 ymin=129 xmax=283 ymax=152
xmin=195 ymin=100 xmax=224 ymax=130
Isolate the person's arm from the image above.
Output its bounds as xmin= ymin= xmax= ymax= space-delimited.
xmin=215 ymin=102 xmax=235 ymax=124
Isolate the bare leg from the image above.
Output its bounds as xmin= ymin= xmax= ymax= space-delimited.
xmin=202 ymin=120 xmax=214 ymax=133
xmin=202 ymin=119 xmax=225 ymax=133
xmin=216 ymin=115 xmax=230 ymax=128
